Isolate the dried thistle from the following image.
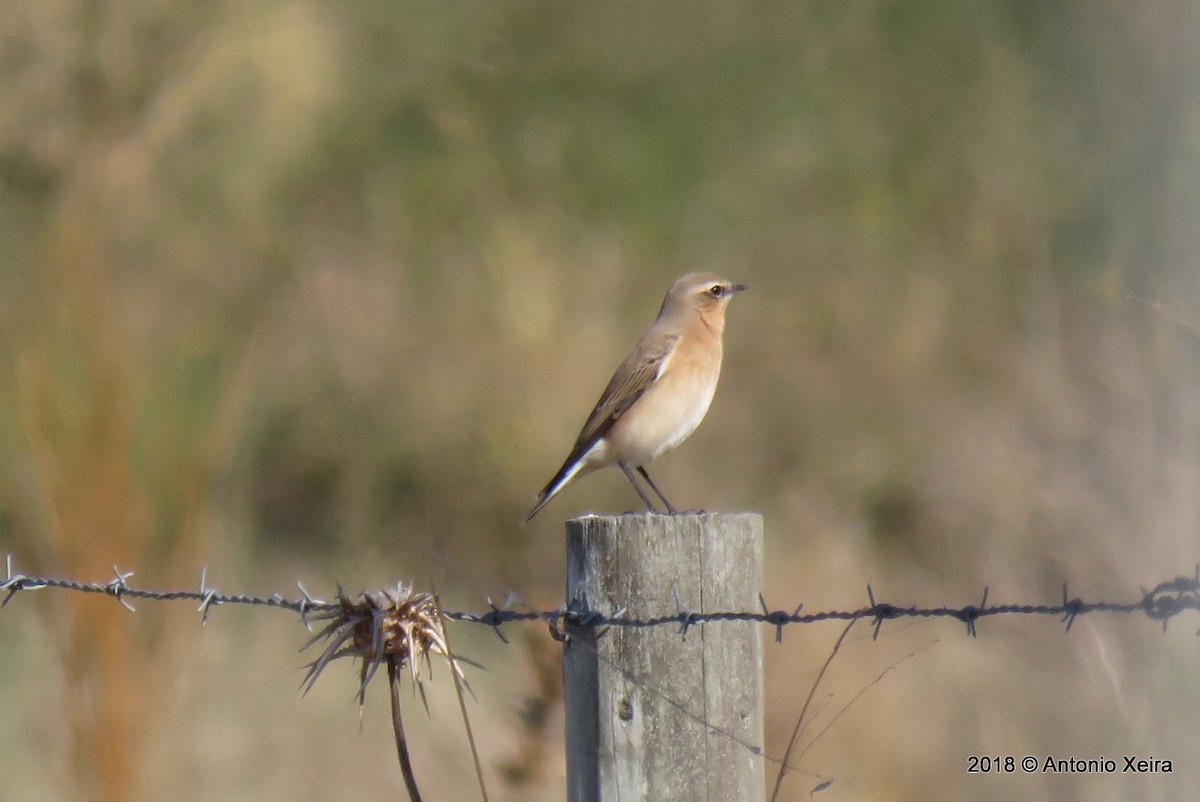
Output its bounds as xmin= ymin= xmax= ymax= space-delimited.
xmin=300 ymin=583 xmax=470 ymax=802
xmin=300 ymin=583 xmax=464 ymax=703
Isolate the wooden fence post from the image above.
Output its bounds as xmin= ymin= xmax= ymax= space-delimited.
xmin=564 ymin=513 xmax=764 ymax=802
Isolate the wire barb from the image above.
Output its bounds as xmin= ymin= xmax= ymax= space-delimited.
xmin=1060 ymin=582 xmax=1083 ymax=632
xmin=2 ymin=555 xmax=32 ymax=606
xmin=1139 ymin=574 xmax=1200 ymax=633
xmin=482 ymin=598 xmax=511 ymax=644
xmin=107 ymin=566 xmax=137 ymax=612
xmin=196 ymin=568 xmax=219 ymax=624
xmin=957 ymin=587 xmax=990 ymax=638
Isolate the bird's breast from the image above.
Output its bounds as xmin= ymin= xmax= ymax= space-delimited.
xmin=605 ymin=340 xmax=722 ymax=466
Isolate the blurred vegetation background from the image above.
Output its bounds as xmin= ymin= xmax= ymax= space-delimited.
xmin=0 ymin=1 xmax=1197 ymax=800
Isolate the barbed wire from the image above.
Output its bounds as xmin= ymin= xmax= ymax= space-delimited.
xmin=4 ymin=553 xmax=1197 ymax=800
xmin=3 ymin=555 xmax=1198 ymax=638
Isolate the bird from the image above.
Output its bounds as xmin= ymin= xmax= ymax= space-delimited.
xmin=522 ymin=271 xmax=748 ymax=523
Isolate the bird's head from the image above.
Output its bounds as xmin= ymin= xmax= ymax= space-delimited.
xmin=659 ymin=272 xmax=749 ymax=332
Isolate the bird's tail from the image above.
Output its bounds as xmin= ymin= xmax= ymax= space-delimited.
xmin=521 ymin=455 xmax=588 ymax=524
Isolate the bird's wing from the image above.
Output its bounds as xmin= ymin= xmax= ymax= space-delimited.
xmin=569 ymin=330 xmax=678 ymax=458
xmin=522 ymin=330 xmax=677 ymax=523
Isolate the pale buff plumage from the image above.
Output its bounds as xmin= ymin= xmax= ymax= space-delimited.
xmin=523 ymin=272 xmax=748 ymax=523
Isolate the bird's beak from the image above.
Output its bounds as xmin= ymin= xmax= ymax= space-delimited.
xmin=730 ymin=283 xmax=750 ymax=294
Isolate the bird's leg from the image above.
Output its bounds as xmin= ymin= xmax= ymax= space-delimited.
xmin=619 ymin=462 xmax=660 ymax=513
xmin=636 ymin=466 xmax=679 ymax=514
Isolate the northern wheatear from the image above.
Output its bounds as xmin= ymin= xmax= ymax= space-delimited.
xmin=523 ymin=272 xmax=748 ymax=523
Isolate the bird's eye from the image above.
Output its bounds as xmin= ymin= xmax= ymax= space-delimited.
xmin=709 ymin=285 xmax=725 ymax=297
